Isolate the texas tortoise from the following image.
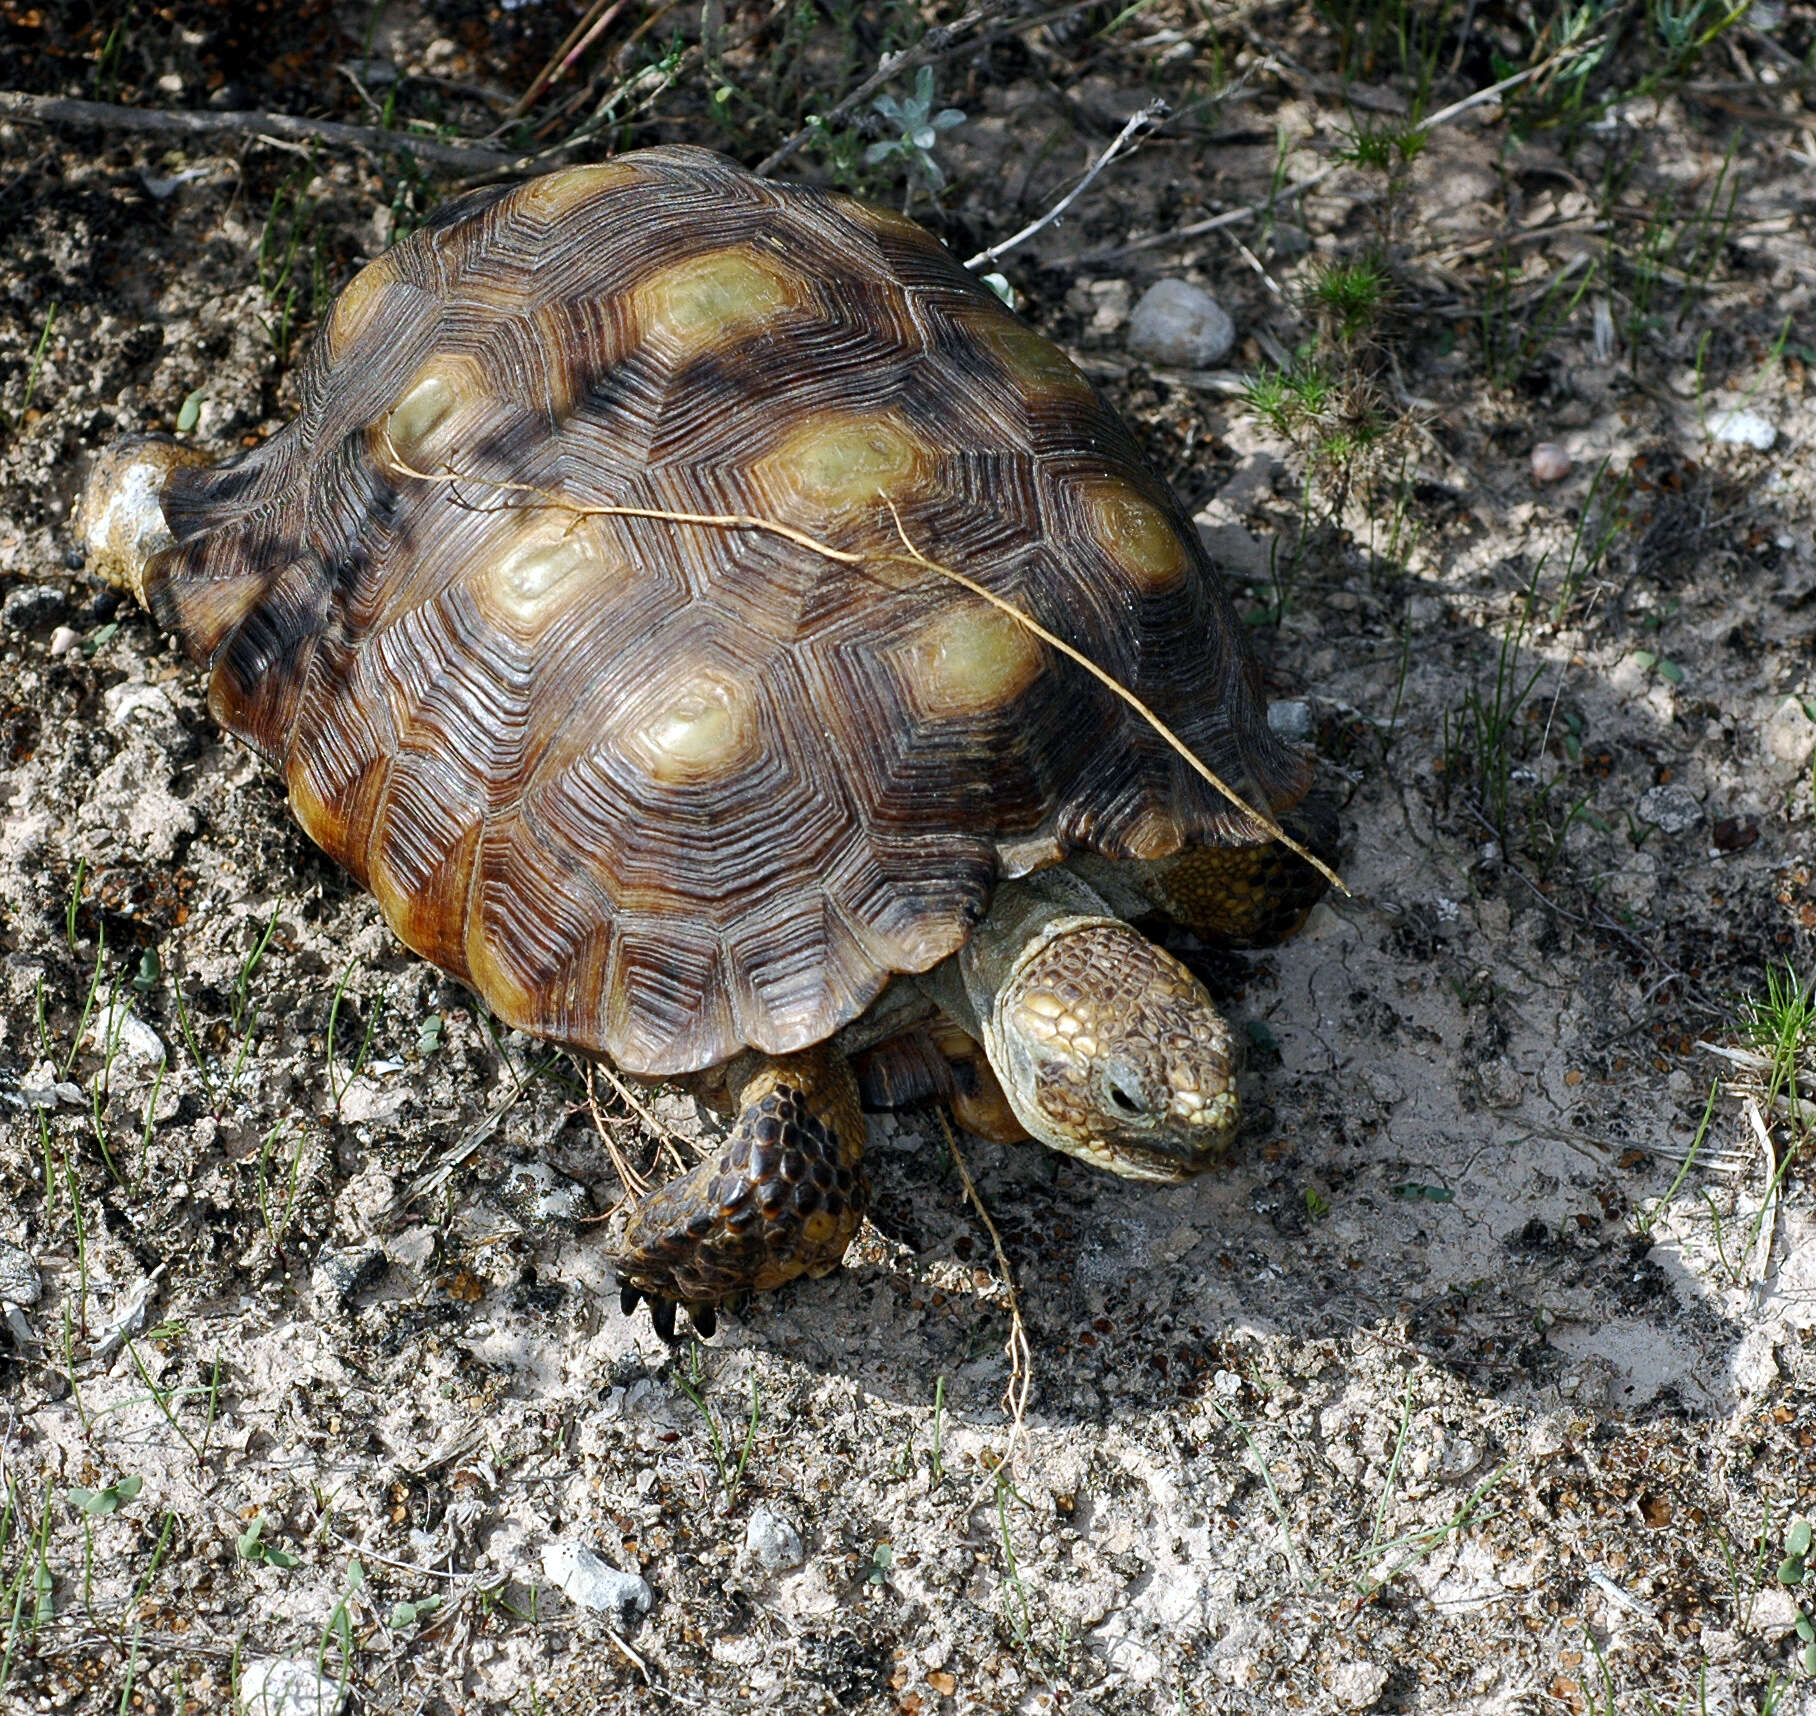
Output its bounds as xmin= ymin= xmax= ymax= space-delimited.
xmin=76 ymin=145 xmax=1333 ymax=1335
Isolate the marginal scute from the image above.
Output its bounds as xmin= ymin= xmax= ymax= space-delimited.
xmin=900 ymin=605 xmax=1045 ymax=718
xmin=631 ymin=245 xmax=809 ymax=354
xmin=1078 ymin=477 xmax=1189 ymax=592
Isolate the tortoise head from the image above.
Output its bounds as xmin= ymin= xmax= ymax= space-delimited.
xmin=74 ymin=436 xmax=205 ymax=609
xmin=976 ymin=911 xmax=1239 ymax=1182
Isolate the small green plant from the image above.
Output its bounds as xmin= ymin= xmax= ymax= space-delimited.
xmin=10 ymin=302 xmax=57 ymax=431
xmin=673 ymin=1355 xmax=761 ymax=1505
xmin=1779 ymin=1518 xmax=1816 ymax=1674
xmin=389 ymin=1593 xmax=444 ymax=1630
xmin=67 ymin=1475 xmax=142 ymax=1518
xmin=257 ymin=165 xmax=329 ymax=367
xmin=865 ymin=67 xmax=965 ymax=200
xmin=327 ymin=957 xmax=382 ymax=1110
xmin=1447 ymin=577 xmax=1547 ymax=842
xmin=865 ymin=1541 xmax=894 ymax=1586
xmin=1305 ymin=258 xmax=1393 ymax=344
xmin=237 ymin=1514 xmax=300 ymax=1569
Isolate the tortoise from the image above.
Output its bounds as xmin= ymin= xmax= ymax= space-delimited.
xmin=74 ymin=145 xmax=1335 ymax=1337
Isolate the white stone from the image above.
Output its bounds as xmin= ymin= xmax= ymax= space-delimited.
xmin=1708 ymin=408 xmax=1775 ymax=450
xmin=1765 ymin=698 xmax=1816 ymax=767
xmin=237 ymin=1657 xmax=348 ymax=1716
xmin=1267 ymin=700 xmax=1314 ymax=742
xmin=1126 ymin=279 xmax=1234 ymax=369
xmin=103 ymin=682 xmax=177 ymax=729
xmin=1330 ymin=1660 xmax=1390 ymax=1708
xmin=540 ymin=1540 xmax=653 ymax=1627
xmin=744 ymin=1507 xmax=805 ymax=1572
xmin=1530 ymin=441 xmax=1571 ymax=483
xmin=94 ymin=1002 xmax=164 ymax=1063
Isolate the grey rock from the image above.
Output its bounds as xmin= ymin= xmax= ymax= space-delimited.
xmin=237 ymin=1657 xmax=349 ymax=1716
xmin=0 ymin=1239 xmax=41 ymax=1307
xmin=1636 ymin=783 xmax=1702 ymax=836
xmin=311 ymin=1245 xmax=386 ymax=1309
xmin=744 ymin=1507 xmax=805 ymax=1572
xmin=495 ymin=1159 xmax=589 ymax=1229
xmin=1266 ymin=700 xmax=1314 ymax=743
xmin=1126 ymin=279 xmax=1234 ymax=369
xmin=541 ymin=1540 xmax=653 ymax=1628
xmin=2 ymin=584 xmax=67 ymax=633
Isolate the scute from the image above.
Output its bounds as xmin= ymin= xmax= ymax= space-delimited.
xmin=145 ymin=145 xmax=1310 ymax=1076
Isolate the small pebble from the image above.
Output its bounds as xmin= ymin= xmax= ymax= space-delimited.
xmin=1126 ymin=279 xmax=1234 ymax=369
xmin=1266 ymin=700 xmax=1313 ymax=742
xmin=0 ymin=1239 xmax=42 ymax=1307
xmin=1635 ymin=783 xmax=1702 ymax=835
xmin=237 ymin=1657 xmax=348 ymax=1716
xmin=1530 ymin=442 xmax=1571 ymax=483
xmin=541 ymin=1541 xmax=653 ymax=1628
xmin=48 ymin=625 xmax=81 ymax=657
xmin=1765 ymin=698 xmax=1816 ymax=767
xmin=1707 ymin=408 xmax=1775 ymax=450
xmin=310 ymin=1246 xmax=386 ymax=1310
xmin=94 ymin=1002 xmax=164 ymax=1063
xmin=2 ymin=584 xmax=67 ymax=633
xmin=495 ymin=1159 xmax=589 ymax=1228
xmin=744 ymin=1507 xmax=805 ymax=1572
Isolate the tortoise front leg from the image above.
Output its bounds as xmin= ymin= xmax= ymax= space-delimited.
xmin=616 ymin=1046 xmax=868 ymax=1339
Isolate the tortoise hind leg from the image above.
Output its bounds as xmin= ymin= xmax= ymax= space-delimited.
xmin=1146 ymin=793 xmax=1340 ymax=946
xmin=615 ymin=1047 xmax=868 ymax=1338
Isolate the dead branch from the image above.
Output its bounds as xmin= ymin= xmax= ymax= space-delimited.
xmin=0 ymin=89 xmax=513 ymax=171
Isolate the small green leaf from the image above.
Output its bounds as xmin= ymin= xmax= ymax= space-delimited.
xmin=1779 ymin=1555 xmax=1805 ymax=1586
xmin=69 ymin=1474 xmax=144 ymax=1516
xmin=1391 ymin=1183 xmax=1456 ymax=1203
xmin=175 ymin=390 xmax=204 ymax=434
xmin=1654 ymin=657 xmax=1684 ymax=685
xmin=1788 ymin=1519 xmax=1812 ymax=1558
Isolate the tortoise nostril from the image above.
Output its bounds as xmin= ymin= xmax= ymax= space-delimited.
xmin=1107 ymin=1078 xmax=1145 ymax=1116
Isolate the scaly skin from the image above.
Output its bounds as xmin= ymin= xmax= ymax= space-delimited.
xmin=616 ymin=1048 xmax=868 ymax=1337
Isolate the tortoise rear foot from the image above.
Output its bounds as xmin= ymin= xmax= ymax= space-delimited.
xmin=1149 ymin=792 xmax=1341 ymax=946
xmin=614 ymin=1048 xmax=867 ymax=1338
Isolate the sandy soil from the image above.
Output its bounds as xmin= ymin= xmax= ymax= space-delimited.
xmin=1 ymin=3 xmax=1813 ymax=1712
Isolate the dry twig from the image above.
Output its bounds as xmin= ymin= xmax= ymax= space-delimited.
xmin=940 ymin=1113 xmax=1032 ymax=1497
xmin=0 ymin=89 xmax=512 ymax=170
xmin=964 ymin=100 xmax=1169 ymax=271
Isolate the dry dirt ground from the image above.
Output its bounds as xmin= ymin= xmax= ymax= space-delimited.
xmin=1 ymin=2 xmax=1815 ymax=1712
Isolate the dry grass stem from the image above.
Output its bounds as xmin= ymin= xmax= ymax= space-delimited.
xmin=939 ymin=1112 xmax=1032 ymax=1501
xmin=584 ymin=1062 xmax=696 ymax=1206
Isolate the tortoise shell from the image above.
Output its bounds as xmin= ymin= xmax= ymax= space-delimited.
xmin=145 ymin=146 xmax=1309 ymax=1076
